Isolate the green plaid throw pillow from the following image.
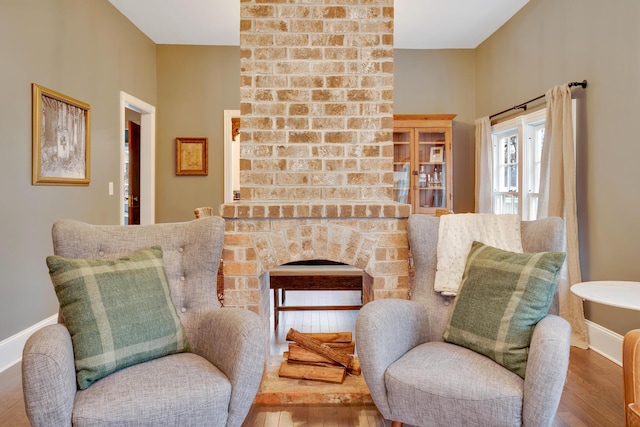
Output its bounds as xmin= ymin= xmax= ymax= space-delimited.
xmin=47 ymin=246 xmax=189 ymax=389
xmin=443 ymin=241 xmax=566 ymax=378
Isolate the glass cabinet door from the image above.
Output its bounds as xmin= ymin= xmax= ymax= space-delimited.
xmin=393 ymin=129 xmax=411 ymax=204
xmin=393 ymin=114 xmax=455 ymax=215
xmin=415 ymin=129 xmax=447 ymax=213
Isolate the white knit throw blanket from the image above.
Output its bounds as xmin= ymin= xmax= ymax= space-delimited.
xmin=434 ymin=213 xmax=523 ymax=296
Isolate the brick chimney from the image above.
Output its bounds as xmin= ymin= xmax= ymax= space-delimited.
xmin=221 ymin=0 xmax=409 ymax=321
xmin=238 ymin=0 xmax=395 ymax=201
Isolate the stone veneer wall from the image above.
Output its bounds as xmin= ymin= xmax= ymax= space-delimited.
xmin=221 ymin=0 xmax=408 ymax=322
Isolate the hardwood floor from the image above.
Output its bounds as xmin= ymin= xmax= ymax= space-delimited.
xmin=0 ymin=290 xmax=624 ymax=426
xmin=0 ymin=363 xmax=27 ymax=426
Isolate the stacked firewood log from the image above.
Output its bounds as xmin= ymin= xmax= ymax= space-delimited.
xmin=278 ymin=328 xmax=361 ymax=384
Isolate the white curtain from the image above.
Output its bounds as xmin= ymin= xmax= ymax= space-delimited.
xmin=474 ymin=116 xmax=493 ymax=213
xmin=537 ymin=84 xmax=589 ymax=348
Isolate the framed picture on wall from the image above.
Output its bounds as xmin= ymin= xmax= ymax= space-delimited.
xmin=32 ymin=83 xmax=91 ymax=185
xmin=176 ymin=137 xmax=208 ymax=175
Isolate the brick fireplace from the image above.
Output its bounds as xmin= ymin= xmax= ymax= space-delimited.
xmin=220 ymin=0 xmax=409 ymax=328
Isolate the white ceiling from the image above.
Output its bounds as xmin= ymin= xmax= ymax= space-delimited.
xmin=108 ymin=0 xmax=529 ymax=49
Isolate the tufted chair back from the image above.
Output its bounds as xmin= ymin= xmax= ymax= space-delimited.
xmin=51 ymin=216 xmax=225 ymax=353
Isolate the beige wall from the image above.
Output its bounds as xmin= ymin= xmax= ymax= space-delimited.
xmin=155 ymin=45 xmax=240 ymax=223
xmin=0 ymin=0 xmax=157 ymax=341
xmin=475 ymin=0 xmax=640 ymax=334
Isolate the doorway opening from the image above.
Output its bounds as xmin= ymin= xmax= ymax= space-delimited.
xmin=119 ymin=92 xmax=156 ymax=225
xmin=223 ymin=109 xmax=241 ymax=204
xmin=124 ymin=112 xmax=141 ymax=224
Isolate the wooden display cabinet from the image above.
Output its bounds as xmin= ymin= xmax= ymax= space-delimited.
xmin=393 ymin=114 xmax=456 ymax=215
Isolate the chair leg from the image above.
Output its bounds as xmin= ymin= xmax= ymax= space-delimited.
xmin=391 ymin=422 xmax=403 ymax=427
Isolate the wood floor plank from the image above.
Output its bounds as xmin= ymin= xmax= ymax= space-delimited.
xmin=307 ymin=404 xmax=325 ymax=427
xmin=243 ymin=404 xmax=267 ymax=427
xmin=289 ymin=405 xmax=310 ymax=427
xmin=263 ymin=410 xmax=282 ymax=427
xmin=0 ymin=363 xmax=28 ymax=427
xmin=559 ymin=347 xmax=623 ymax=426
xmin=321 ymin=404 xmax=341 ymax=427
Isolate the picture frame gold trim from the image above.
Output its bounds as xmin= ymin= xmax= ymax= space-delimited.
xmin=32 ymin=83 xmax=91 ymax=185
xmin=176 ymin=137 xmax=208 ymax=176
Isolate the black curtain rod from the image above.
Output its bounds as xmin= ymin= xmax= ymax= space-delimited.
xmin=489 ymin=80 xmax=587 ymax=120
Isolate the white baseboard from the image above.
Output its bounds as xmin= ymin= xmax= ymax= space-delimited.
xmin=585 ymin=319 xmax=622 ymax=366
xmin=0 ymin=314 xmax=58 ymax=374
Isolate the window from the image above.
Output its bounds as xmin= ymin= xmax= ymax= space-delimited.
xmin=491 ymin=109 xmax=546 ymax=220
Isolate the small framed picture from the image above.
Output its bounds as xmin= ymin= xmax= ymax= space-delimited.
xmin=176 ymin=137 xmax=208 ymax=175
xmin=430 ymin=146 xmax=444 ymax=163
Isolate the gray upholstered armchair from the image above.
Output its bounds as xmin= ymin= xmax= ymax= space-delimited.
xmin=22 ymin=217 xmax=265 ymax=427
xmin=356 ymin=215 xmax=571 ymax=427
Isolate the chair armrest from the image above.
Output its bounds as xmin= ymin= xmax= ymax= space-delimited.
xmin=22 ymin=324 xmax=76 ymax=427
xmin=355 ymin=299 xmax=429 ymax=419
xmin=522 ymin=315 xmax=571 ymax=427
xmin=193 ymin=308 xmax=265 ymax=427
xmin=624 ymin=329 xmax=640 ymax=426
